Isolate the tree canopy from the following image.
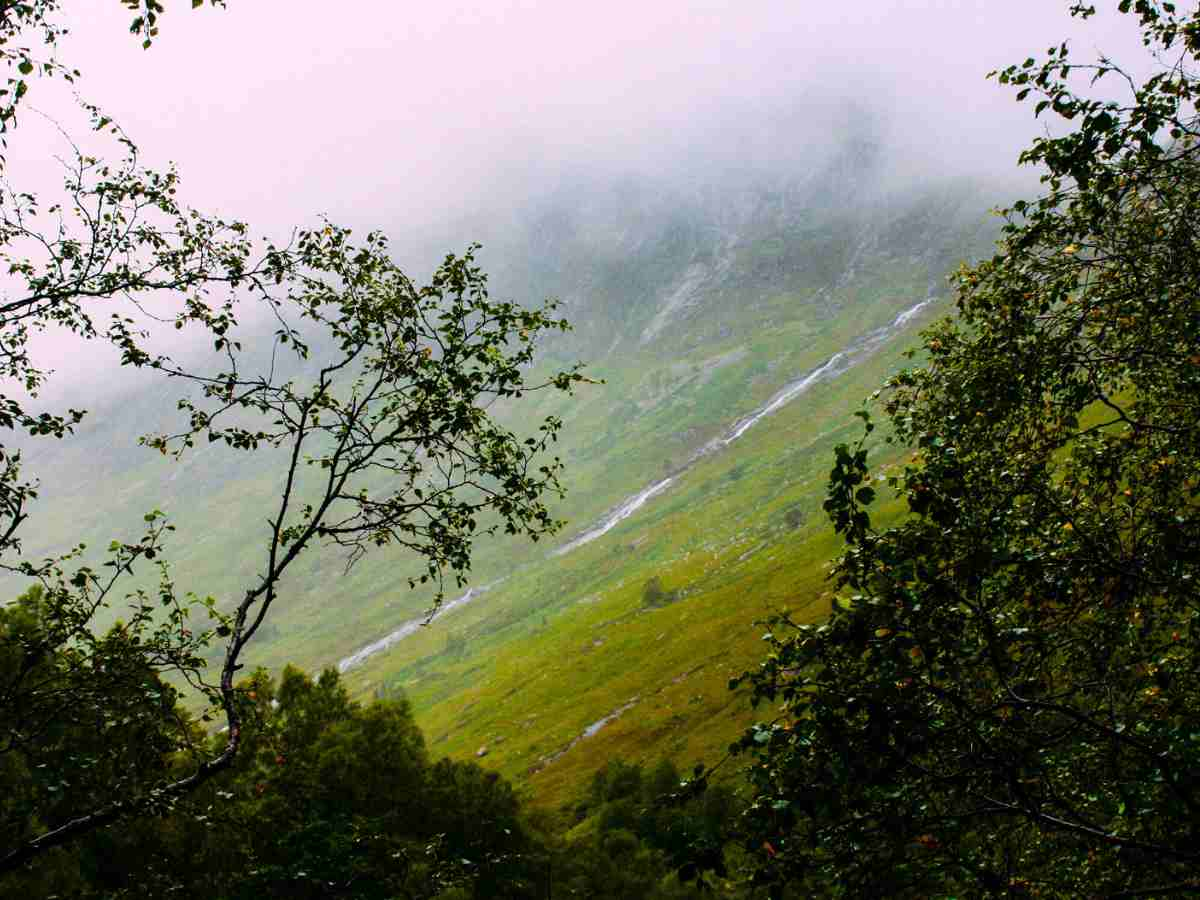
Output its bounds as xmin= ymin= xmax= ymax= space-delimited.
xmin=733 ymin=2 xmax=1200 ymax=897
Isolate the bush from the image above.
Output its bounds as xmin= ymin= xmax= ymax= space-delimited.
xmin=782 ymin=505 xmax=806 ymax=530
xmin=642 ymin=577 xmax=680 ymax=609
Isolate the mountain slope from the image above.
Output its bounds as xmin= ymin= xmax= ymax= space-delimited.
xmin=6 ymin=146 xmax=1011 ymax=804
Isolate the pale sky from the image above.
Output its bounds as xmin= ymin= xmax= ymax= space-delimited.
xmin=31 ymin=1 xmax=1144 ymax=241
xmin=4 ymin=1 xmax=1151 ymax=397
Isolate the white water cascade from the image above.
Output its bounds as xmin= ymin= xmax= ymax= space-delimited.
xmin=554 ymin=297 xmax=934 ymax=554
xmin=338 ymin=582 xmax=498 ymax=672
xmin=551 ymin=476 xmax=674 ymax=557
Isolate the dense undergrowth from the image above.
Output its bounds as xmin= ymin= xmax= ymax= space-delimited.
xmin=1 ymin=658 xmax=752 ymax=898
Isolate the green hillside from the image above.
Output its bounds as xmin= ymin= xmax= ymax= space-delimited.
xmin=343 ymin=327 xmax=925 ymax=810
xmin=7 ymin=154 xmax=1004 ymax=812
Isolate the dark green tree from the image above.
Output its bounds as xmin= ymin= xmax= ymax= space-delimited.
xmin=733 ymin=2 xmax=1200 ymax=897
xmin=0 ymin=664 xmax=548 ymax=898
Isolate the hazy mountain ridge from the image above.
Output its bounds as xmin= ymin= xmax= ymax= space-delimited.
xmin=459 ymin=146 xmax=1003 ymax=365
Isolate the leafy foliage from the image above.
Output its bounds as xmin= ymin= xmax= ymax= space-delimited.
xmin=561 ymin=757 xmax=743 ymax=898
xmin=0 ymin=664 xmax=544 ymax=898
xmin=0 ymin=584 xmax=202 ymax=884
xmin=1 ymin=661 xmax=755 ymax=898
xmin=733 ymin=3 xmax=1200 ymax=897
xmin=0 ymin=0 xmax=583 ymax=871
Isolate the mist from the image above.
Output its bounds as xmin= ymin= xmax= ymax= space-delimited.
xmin=4 ymin=0 xmax=1156 ymax=406
xmin=40 ymin=2 xmax=1144 ymax=234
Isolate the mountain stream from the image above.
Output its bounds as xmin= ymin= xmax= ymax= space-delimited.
xmin=337 ymin=297 xmax=933 ymax=672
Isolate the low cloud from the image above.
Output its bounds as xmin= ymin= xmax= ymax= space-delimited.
xmin=5 ymin=1 xmax=1154 ymax=402
xmin=39 ymin=1 xmax=1145 ymax=237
